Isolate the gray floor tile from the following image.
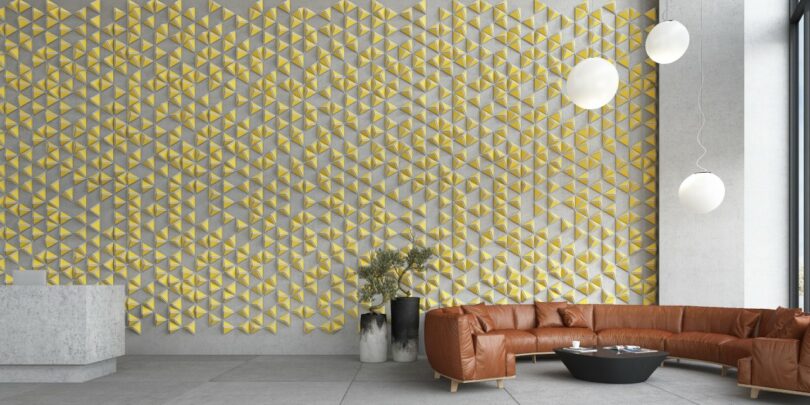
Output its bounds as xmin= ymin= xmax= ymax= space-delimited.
xmin=0 ymin=381 xmax=200 ymax=405
xmin=167 ymin=382 xmax=349 ymax=405
xmin=119 ymin=355 xmax=257 ymax=363
xmin=0 ymin=384 xmax=42 ymax=400
xmin=648 ymin=363 xmax=810 ymax=404
xmin=213 ymin=355 xmax=360 ymax=382
xmin=354 ymin=359 xmax=435 ymax=382
xmin=94 ymin=358 xmax=247 ymax=382
xmin=510 ymin=378 xmax=693 ymax=405
xmin=342 ymin=380 xmax=517 ymax=405
xmin=7 ymin=354 xmax=810 ymax=404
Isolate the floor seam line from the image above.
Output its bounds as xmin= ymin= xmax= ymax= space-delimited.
xmin=645 ymin=380 xmax=701 ymax=404
xmin=504 ymin=384 xmax=521 ymax=405
xmin=207 ymin=355 xmax=260 ymax=382
xmin=339 ymin=360 xmax=363 ymax=405
xmin=158 ymin=381 xmax=208 ymax=405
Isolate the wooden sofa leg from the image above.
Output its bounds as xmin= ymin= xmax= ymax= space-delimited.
xmin=750 ymin=388 xmax=760 ymax=399
xmin=720 ymin=366 xmax=728 ymax=377
xmin=450 ymin=380 xmax=459 ymax=393
xmin=434 ymin=371 xmax=440 ymax=380
xmin=497 ymin=379 xmax=504 ymax=389
xmin=532 ymin=355 xmax=536 ymax=363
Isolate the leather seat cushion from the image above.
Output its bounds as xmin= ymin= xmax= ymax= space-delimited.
xmin=530 ymin=327 xmax=597 ymax=352
xmin=483 ymin=330 xmax=537 ymax=355
xmin=596 ymin=328 xmax=672 ymax=350
xmin=719 ymin=338 xmax=753 ymax=366
xmin=666 ymin=332 xmax=739 ymax=363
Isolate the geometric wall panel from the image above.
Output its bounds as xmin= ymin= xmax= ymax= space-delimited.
xmin=0 ymin=0 xmax=657 ymax=335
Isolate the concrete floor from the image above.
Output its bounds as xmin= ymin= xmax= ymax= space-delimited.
xmin=0 ymin=355 xmax=806 ymax=405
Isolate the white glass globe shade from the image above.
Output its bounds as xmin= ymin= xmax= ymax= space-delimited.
xmin=565 ymin=57 xmax=619 ymax=110
xmin=645 ymin=20 xmax=690 ymax=64
xmin=678 ymin=172 xmax=725 ymax=214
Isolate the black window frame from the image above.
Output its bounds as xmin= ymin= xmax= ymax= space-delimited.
xmin=790 ymin=0 xmax=810 ymax=308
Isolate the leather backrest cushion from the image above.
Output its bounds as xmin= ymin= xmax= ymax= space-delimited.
xmin=571 ymin=304 xmax=594 ymax=330
xmin=535 ymin=302 xmax=568 ymax=328
xmin=593 ymin=305 xmax=684 ymax=333
xmin=683 ymin=306 xmax=745 ymax=336
xmin=484 ymin=304 xmax=516 ymax=330
xmin=732 ymin=310 xmax=761 ymax=338
xmin=756 ymin=309 xmax=776 ymax=337
xmin=513 ymin=304 xmax=536 ymax=330
xmin=443 ymin=306 xmax=463 ymax=315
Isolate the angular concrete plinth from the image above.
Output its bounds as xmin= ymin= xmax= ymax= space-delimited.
xmin=0 ymin=286 xmax=124 ymax=382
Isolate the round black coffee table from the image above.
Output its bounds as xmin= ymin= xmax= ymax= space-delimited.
xmin=553 ymin=347 xmax=668 ymax=384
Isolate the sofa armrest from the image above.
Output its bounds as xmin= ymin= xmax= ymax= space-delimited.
xmin=737 ymin=356 xmax=751 ymax=385
xmin=801 ymin=323 xmax=810 ymax=366
xmin=472 ymin=333 xmax=515 ymax=380
xmin=800 ymin=325 xmax=810 ymax=390
xmin=424 ymin=310 xmax=478 ymax=381
xmin=424 ymin=309 xmax=515 ymax=382
xmin=751 ymin=338 xmax=800 ymax=390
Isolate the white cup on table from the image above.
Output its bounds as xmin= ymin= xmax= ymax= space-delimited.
xmin=572 ymin=340 xmax=581 ymax=349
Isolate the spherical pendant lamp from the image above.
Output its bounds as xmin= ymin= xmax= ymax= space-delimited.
xmin=565 ymin=57 xmax=619 ymax=110
xmin=678 ymin=172 xmax=725 ymax=214
xmin=645 ymin=20 xmax=690 ymax=64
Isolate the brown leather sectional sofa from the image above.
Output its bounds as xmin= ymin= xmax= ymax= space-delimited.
xmin=425 ymin=303 xmax=810 ymax=399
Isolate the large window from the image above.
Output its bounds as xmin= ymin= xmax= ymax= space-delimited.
xmin=791 ymin=0 xmax=810 ymax=309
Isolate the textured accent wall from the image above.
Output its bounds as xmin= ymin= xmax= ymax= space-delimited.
xmin=0 ymin=0 xmax=658 ymax=336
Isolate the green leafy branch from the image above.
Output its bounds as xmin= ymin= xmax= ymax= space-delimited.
xmin=358 ymin=249 xmax=402 ymax=313
xmin=358 ymin=238 xmax=437 ymax=313
xmin=394 ymin=245 xmax=436 ymax=297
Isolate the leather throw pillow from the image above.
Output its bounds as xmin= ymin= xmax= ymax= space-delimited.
xmin=770 ymin=315 xmax=810 ymax=340
xmin=461 ymin=303 xmax=495 ymax=333
xmin=535 ymin=301 xmax=568 ymax=328
xmin=558 ymin=306 xmax=588 ymax=328
xmin=766 ymin=307 xmax=803 ymax=338
xmin=732 ymin=310 xmax=761 ymax=338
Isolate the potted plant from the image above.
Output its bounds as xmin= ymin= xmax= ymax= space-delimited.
xmin=358 ymin=249 xmax=400 ymax=363
xmin=390 ymin=243 xmax=435 ymax=362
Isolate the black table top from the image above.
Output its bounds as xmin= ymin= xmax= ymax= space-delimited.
xmin=553 ymin=347 xmax=669 ymax=360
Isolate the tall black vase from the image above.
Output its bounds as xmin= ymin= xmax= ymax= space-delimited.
xmin=390 ymin=296 xmax=420 ymax=362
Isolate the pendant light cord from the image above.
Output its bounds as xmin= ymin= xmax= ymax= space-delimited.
xmin=695 ymin=0 xmax=708 ymax=172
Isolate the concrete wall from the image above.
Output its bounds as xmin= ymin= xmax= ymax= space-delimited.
xmin=743 ymin=0 xmax=789 ymax=308
xmin=659 ymin=0 xmax=746 ymax=306
xmin=659 ymin=0 xmax=789 ymax=307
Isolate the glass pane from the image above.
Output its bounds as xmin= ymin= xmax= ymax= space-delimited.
xmin=800 ymin=16 xmax=805 ymax=310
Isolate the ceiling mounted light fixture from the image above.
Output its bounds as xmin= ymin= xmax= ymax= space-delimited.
xmin=678 ymin=0 xmax=724 ymax=214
